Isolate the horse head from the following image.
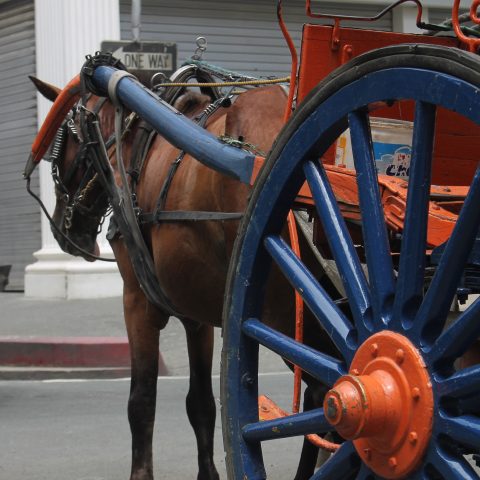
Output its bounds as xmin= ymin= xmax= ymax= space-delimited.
xmin=30 ymin=76 xmax=113 ymax=261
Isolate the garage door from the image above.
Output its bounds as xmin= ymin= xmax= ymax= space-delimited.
xmin=0 ymin=0 xmax=39 ymax=290
xmin=119 ymin=0 xmax=392 ymax=78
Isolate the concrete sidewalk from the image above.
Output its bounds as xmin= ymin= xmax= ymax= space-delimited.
xmin=0 ymin=292 xmax=185 ymax=379
xmin=0 ymin=292 xmax=286 ymax=380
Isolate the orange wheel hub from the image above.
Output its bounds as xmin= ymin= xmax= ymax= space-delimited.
xmin=323 ymin=331 xmax=434 ymax=479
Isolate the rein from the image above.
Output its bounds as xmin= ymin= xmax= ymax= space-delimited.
xmin=81 ymin=105 xmax=182 ymax=316
xmin=26 ymin=177 xmax=116 ymax=262
xmin=26 ymin=95 xmax=116 ymax=262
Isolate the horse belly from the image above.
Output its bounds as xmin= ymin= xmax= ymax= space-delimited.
xmin=153 ymin=224 xmax=227 ymax=327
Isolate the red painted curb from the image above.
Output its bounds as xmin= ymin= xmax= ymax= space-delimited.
xmin=0 ymin=336 xmax=168 ymax=374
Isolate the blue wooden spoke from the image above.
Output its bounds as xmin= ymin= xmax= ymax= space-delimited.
xmin=356 ymin=463 xmax=377 ymax=479
xmin=349 ymin=110 xmax=395 ymax=325
xmin=391 ymin=102 xmax=436 ymax=331
xmin=242 ymin=318 xmax=345 ymax=386
xmin=427 ymin=442 xmax=479 ymax=479
xmin=426 ymin=296 xmax=480 ymax=366
xmin=242 ymin=408 xmax=332 ymax=442
xmin=438 ymin=412 xmax=480 ymax=451
xmin=304 ymin=160 xmax=373 ymax=339
xmin=411 ymin=165 xmax=480 ymax=345
xmin=264 ymin=234 xmax=357 ymax=361
xmin=311 ymin=441 xmax=359 ymax=480
xmin=410 ymin=469 xmax=429 ymax=480
xmin=436 ymin=364 xmax=480 ymax=399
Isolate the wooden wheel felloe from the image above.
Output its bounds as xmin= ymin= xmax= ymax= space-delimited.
xmin=221 ymin=45 xmax=480 ymax=479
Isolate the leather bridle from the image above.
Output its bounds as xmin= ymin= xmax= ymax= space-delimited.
xmin=26 ymin=95 xmax=117 ymax=262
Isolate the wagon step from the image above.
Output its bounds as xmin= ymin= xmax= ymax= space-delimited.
xmin=258 ymin=394 xmax=339 ymax=452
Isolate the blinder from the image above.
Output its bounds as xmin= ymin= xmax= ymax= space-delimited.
xmin=50 ymin=96 xmax=111 ymax=233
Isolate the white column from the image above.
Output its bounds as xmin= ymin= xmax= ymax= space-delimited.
xmin=25 ymin=0 xmax=123 ymax=298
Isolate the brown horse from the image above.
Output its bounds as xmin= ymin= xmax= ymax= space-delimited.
xmin=31 ymin=76 xmax=338 ymax=480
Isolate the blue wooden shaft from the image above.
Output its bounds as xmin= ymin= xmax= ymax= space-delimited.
xmin=91 ymin=65 xmax=256 ymax=184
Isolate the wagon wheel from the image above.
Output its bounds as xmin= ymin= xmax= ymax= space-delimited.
xmin=221 ymin=44 xmax=480 ymax=479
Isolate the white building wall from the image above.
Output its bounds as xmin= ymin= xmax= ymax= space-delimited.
xmin=24 ymin=0 xmax=122 ymax=298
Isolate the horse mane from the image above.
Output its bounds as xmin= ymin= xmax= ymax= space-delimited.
xmin=173 ymin=91 xmax=211 ymax=115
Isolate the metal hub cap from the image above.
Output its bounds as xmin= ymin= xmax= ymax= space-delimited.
xmin=324 ymin=331 xmax=434 ymax=479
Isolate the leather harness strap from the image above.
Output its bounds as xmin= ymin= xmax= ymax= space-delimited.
xmin=139 ymin=211 xmax=243 ymax=224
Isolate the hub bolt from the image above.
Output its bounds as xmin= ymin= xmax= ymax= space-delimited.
xmin=395 ymin=349 xmax=405 ymax=364
xmin=412 ymin=387 xmax=421 ymax=400
xmin=389 ymin=457 xmax=398 ymax=469
xmin=409 ymin=431 xmax=418 ymax=444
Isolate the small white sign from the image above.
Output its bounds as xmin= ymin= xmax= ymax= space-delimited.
xmin=101 ymin=41 xmax=177 ymax=78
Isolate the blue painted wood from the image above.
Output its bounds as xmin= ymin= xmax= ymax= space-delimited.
xmin=311 ymin=442 xmax=359 ymax=480
xmin=242 ymin=318 xmax=345 ymax=386
xmin=303 ymin=160 xmax=373 ymax=341
xmin=264 ymin=234 xmax=357 ymax=361
xmin=242 ymin=408 xmax=331 ymax=442
xmin=222 ymin=59 xmax=480 ymax=478
xmin=349 ymin=110 xmax=395 ymax=327
xmin=410 ymin=164 xmax=480 ymax=346
xmin=391 ymin=101 xmax=436 ymax=332
xmin=426 ymin=296 xmax=480 ymax=366
xmin=91 ymin=65 xmax=256 ymax=183
xmin=427 ymin=442 xmax=479 ymax=479
xmin=356 ymin=464 xmax=378 ymax=480
xmin=437 ymin=412 xmax=480 ymax=451
xmin=435 ymin=363 xmax=480 ymax=399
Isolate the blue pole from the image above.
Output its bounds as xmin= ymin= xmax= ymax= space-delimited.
xmin=91 ymin=65 xmax=255 ymax=184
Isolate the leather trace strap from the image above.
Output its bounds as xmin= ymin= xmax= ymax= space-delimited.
xmin=135 ymin=92 xmax=236 ymax=227
xmin=139 ymin=211 xmax=243 ymax=224
xmin=84 ymin=110 xmax=182 ymax=317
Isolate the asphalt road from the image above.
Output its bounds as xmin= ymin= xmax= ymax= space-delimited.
xmin=0 ymin=373 xmax=304 ymax=480
xmin=2 ymin=375 xmax=480 ymax=479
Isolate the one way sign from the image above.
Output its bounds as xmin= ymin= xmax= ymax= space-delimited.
xmin=101 ymin=41 xmax=177 ymax=84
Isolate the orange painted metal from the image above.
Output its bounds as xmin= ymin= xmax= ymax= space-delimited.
xmin=305 ymin=0 xmax=424 ymax=26
xmin=324 ymin=331 xmax=434 ymax=479
xmin=250 ymin=155 xmax=266 ymax=185
xmin=296 ymin=25 xmax=459 ymax=105
xmin=452 ymin=0 xmax=480 ymax=52
xmin=286 ymin=211 xmax=304 ymax=414
xmin=258 ymin=395 xmax=340 ymax=452
xmin=30 ymin=74 xmax=82 ymax=165
xmin=277 ymin=0 xmax=298 ymax=122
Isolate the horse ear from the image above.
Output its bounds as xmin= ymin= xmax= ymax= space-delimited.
xmin=29 ymin=75 xmax=61 ymax=102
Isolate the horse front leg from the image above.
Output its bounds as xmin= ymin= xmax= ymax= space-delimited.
xmin=124 ymin=288 xmax=165 ymax=480
xmin=184 ymin=321 xmax=220 ymax=480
